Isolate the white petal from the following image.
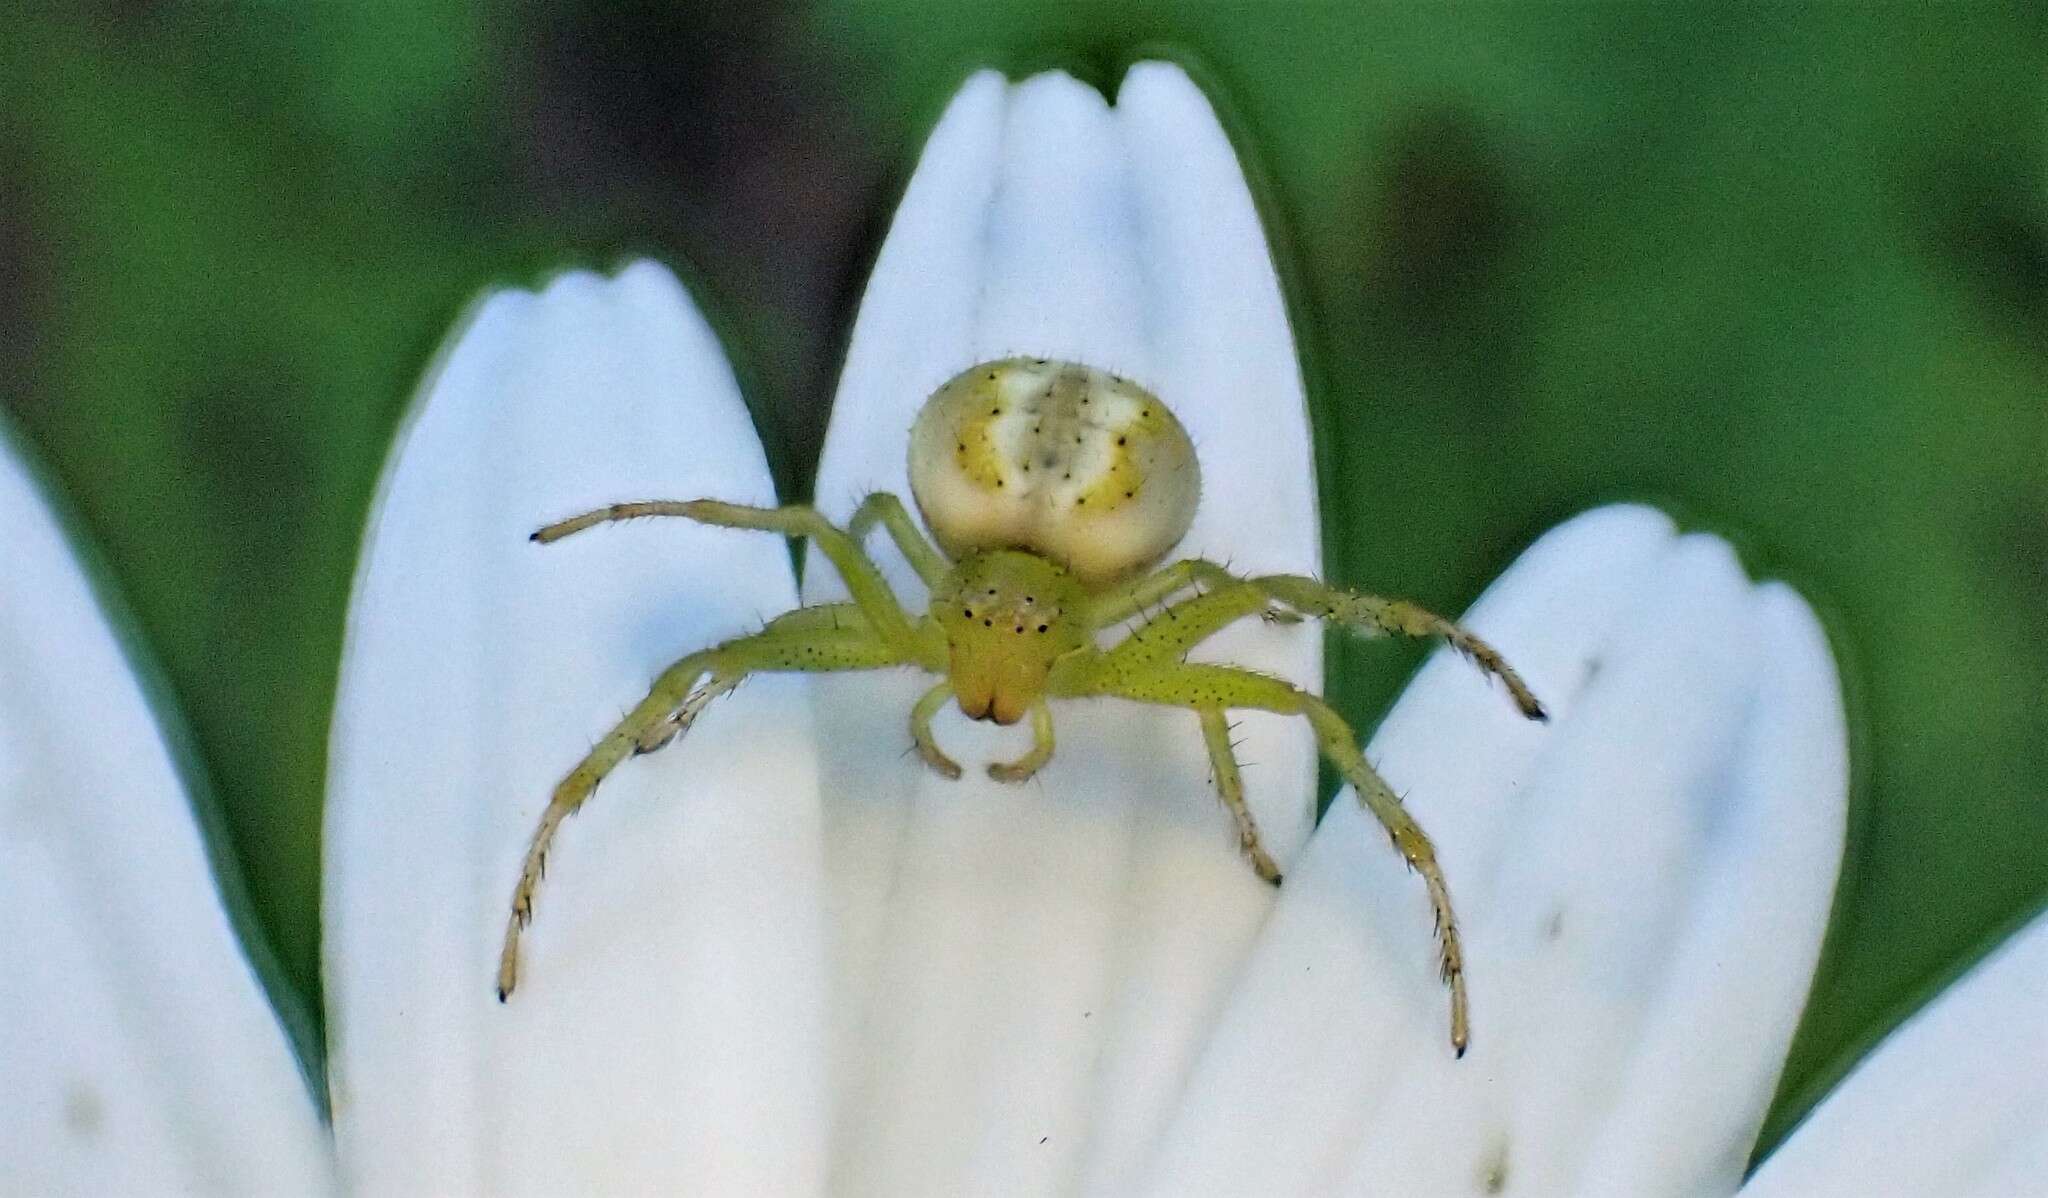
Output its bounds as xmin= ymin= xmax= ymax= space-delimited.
xmin=1569 ymin=581 xmax=1848 ymax=1196
xmin=0 ymin=430 xmax=334 ymax=1194
xmin=324 ymin=262 xmax=829 ymax=1195
xmin=1144 ymin=504 xmax=1848 ymax=1198
xmin=806 ymin=65 xmax=1318 ymax=1194
xmin=1741 ymin=909 xmax=2048 ymax=1198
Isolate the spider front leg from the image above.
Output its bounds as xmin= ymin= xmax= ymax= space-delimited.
xmin=533 ymin=498 xmax=924 ymax=657
xmin=1255 ymin=574 xmax=1545 ymax=720
xmin=1085 ymin=556 xmax=1239 ymax=627
xmin=634 ymin=603 xmax=870 ymax=754
xmin=497 ymin=609 xmax=912 ymax=1001
xmin=1087 ymin=660 xmax=1472 ymax=1056
xmin=1093 ymin=557 xmax=1544 ymax=724
xmin=1301 ymin=692 xmax=1471 ymax=1055
xmin=847 ymin=491 xmax=949 ymax=589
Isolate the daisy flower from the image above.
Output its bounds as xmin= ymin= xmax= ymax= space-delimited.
xmin=4 ymin=62 xmax=2038 ymax=1197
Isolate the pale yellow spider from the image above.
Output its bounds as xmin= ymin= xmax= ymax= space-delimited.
xmin=497 ymin=357 xmax=1544 ymax=1055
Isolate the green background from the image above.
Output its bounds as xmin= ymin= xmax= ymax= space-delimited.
xmin=3 ymin=2 xmax=2041 ymax=1159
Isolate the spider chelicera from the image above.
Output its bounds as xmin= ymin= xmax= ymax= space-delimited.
xmin=497 ymin=356 xmax=1545 ymax=1056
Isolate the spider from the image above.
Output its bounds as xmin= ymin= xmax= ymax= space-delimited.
xmin=496 ymin=357 xmax=1545 ymax=1056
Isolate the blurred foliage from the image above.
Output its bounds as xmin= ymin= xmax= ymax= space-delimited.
xmin=1 ymin=0 xmax=2040 ymax=1158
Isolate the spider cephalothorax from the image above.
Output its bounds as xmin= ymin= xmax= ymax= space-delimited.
xmin=931 ymin=549 xmax=1089 ymax=727
xmin=498 ymin=357 xmax=1545 ymax=1056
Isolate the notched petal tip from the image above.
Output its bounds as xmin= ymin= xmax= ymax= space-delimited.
xmin=811 ymin=61 xmax=1320 ymax=1195
xmin=1140 ymin=504 xmax=1850 ymax=1195
xmin=327 ymin=257 xmax=828 ymax=1192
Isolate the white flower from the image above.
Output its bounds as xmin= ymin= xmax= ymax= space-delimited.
xmin=3 ymin=63 xmax=2039 ymax=1197
xmin=0 ymin=432 xmax=335 ymax=1195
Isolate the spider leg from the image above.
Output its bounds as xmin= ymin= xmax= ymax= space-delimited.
xmin=1301 ymin=691 xmax=1470 ymax=1056
xmin=1254 ymin=574 xmax=1545 ymax=720
xmin=531 ymin=499 xmax=923 ymax=657
xmin=987 ymin=700 xmax=1055 ymax=783
xmin=1085 ymin=660 xmax=1470 ymax=1056
xmin=847 ymin=491 xmax=949 ymax=589
xmin=1085 ymin=556 xmax=1237 ymax=627
xmin=910 ymin=679 xmax=962 ymax=779
xmin=635 ymin=603 xmax=867 ymax=753
xmin=497 ymin=616 xmax=914 ymax=1001
xmin=1089 ymin=560 xmax=1543 ymax=723
xmin=752 ymin=601 xmax=868 ymax=634
xmin=1198 ymin=708 xmax=1280 ymax=883
xmin=1099 ymin=577 xmax=1274 ymax=668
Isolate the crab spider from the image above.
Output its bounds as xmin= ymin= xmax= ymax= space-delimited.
xmin=497 ymin=357 xmax=1545 ymax=1056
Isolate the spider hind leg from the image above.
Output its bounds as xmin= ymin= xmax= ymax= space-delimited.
xmin=1198 ymin=707 xmax=1281 ymax=883
xmin=1087 ymin=659 xmax=1470 ymax=1056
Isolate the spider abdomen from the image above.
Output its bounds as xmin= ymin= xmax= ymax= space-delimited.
xmin=908 ymin=358 xmax=1199 ymax=583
